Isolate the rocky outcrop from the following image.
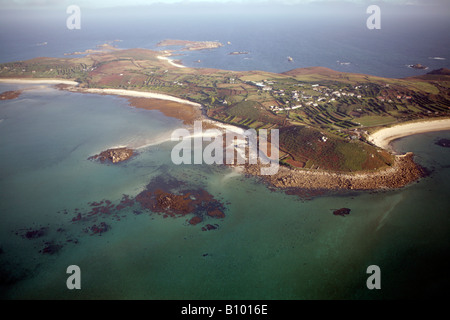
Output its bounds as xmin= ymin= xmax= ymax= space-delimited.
xmin=134 ymin=179 xmax=226 ymax=227
xmin=40 ymin=242 xmax=63 ymax=255
xmin=189 ymin=216 xmax=203 ymax=225
xmin=408 ymin=63 xmax=428 ymax=70
xmin=89 ymin=147 xmax=134 ymax=163
xmin=244 ymin=152 xmax=427 ymax=191
xmin=0 ymin=90 xmax=22 ymax=100
xmin=17 ymin=227 xmax=48 ymax=239
xmin=202 ymin=224 xmax=218 ymax=231
xmin=88 ymin=222 xmax=110 ymax=235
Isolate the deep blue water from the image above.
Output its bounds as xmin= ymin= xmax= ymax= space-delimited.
xmin=0 ymin=4 xmax=449 ymax=78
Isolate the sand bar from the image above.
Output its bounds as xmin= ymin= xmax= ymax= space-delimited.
xmin=0 ymin=78 xmax=79 ymax=86
xmin=368 ymin=118 xmax=450 ymax=150
xmin=78 ymin=88 xmax=201 ymax=108
xmin=73 ymin=88 xmax=245 ymax=135
xmin=157 ymin=56 xmax=186 ymax=68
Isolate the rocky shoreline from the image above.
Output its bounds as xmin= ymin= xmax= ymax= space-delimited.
xmin=243 ymin=152 xmax=427 ymax=191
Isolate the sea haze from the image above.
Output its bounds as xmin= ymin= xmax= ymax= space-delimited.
xmin=0 ymin=3 xmax=448 ymax=77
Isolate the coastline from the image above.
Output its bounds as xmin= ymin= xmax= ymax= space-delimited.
xmin=251 ymin=119 xmax=450 ymax=191
xmin=70 ymin=87 xmax=201 ymax=108
xmin=68 ymin=88 xmax=243 ymax=132
xmin=0 ymin=78 xmax=246 ymax=135
xmin=368 ymin=118 xmax=450 ymax=151
xmin=245 ymin=152 xmax=427 ymax=191
xmin=0 ymin=78 xmax=445 ymax=191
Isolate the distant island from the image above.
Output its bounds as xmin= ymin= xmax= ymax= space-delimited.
xmin=64 ymin=41 xmax=121 ymax=56
xmin=1 ymin=43 xmax=449 ymax=190
xmin=156 ymin=39 xmax=223 ymax=51
xmin=228 ymin=51 xmax=249 ymax=55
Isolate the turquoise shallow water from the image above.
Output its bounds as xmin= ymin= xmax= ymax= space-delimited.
xmin=0 ymin=84 xmax=449 ymax=299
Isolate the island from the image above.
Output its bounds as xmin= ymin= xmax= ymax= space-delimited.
xmin=156 ymin=39 xmax=223 ymax=51
xmin=408 ymin=63 xmax=428 ymax=70
xmin=88 ymin=147 xmax=135 ymax=164
xmin=64 ymin=42 xmax=121 ymax=56
xmin=229 ymin=51 xmax=249 ymax=55
xmin=0 ymin=90 xmax=22 ymax=100
xmin=1 ymin=43 xmax=449 ymax=190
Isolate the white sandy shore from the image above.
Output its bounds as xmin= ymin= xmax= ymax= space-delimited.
xmin=0 ymin=78 xmax=200 ymax=109
xmin=157 ymin=55 xmax=186 ymax=68
xmin=368 ymin=118 xmax=450 ymax=150
xmin=77 ymin=88 xmax=202 ymax=108
xmin=71 ymin=88 xmax=248 ymax=148
xmin=67 ymin=87 xmax=248 ymax=137
xmin=0 ymin=78 xmax=79 ymax=86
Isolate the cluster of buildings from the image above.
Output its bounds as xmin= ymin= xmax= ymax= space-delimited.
xmin=263 ymin=83 xmax=371 ymax=114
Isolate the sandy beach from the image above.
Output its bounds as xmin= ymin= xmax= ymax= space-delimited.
xmin=157 ymin=55 xmax=186 ymax=68
xmin=70 ymin=88 xmax=246 ymax=133
xmin=368 ymin=118 xmax=450 ymax=151
xmin=76 ymin=87 xmax=201 ymax=108
xmin=0 ymin=78 xmax=79 ymax=86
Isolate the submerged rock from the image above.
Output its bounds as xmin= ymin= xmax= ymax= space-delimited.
xmin=202 ymin=224 xmax=218 ymax=231
xmin=189 ymin=216 xmax=203 ymax=225
xmin=40 ymin=242 xmax=63 ymax=255
xmin=333 ymin=208 xmax=351 ymax=216
xmin=19 ymin=227 xmax=48 ymax=239
xmin=435 ymin=138 xmax=450 ymax=148
xmin=88 ymin=222 xmax=110 ymax=235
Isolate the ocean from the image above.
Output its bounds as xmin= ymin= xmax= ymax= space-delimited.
xmin=0 ymin=3 xmax=449 ymax=300
xmin=0 ymin=4 xmax=448 ymax=77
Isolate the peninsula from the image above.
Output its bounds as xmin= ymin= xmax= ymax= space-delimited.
xmin=1 ymin=45 xmax=449 ymax=190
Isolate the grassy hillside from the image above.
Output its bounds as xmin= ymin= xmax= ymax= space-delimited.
xmin=279 ymin=126 xmax=394 ymax=172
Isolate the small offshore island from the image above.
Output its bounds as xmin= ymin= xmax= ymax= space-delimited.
xmin=0 ymin=90 xmax=22 ymax=100
xmin=229 ymin=51 xmax=249 ymax=55
xmin=408 ymin=63 xmax=428 ymax=70
xmin=1 ymin=43 xmax=450 ymax=191
xmin=88 ymin=147 xmax=135 ymax=164
xmin=156 ymin=39 xmax=224 ymax=51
